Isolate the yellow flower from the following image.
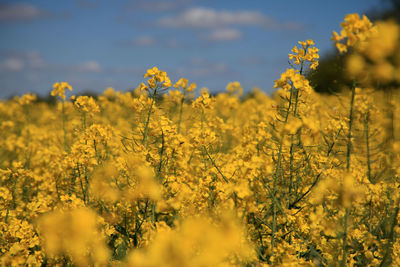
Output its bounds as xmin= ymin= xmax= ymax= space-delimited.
xmin=163 ymin=76 xmax=172 ymax=88
xmin=331 ymin=13 xmax=375 ymax=53
xmin=138 ymin=82 xmax=149 ymax=92
xmin=174 ymin=78 xmax=189 ymax=89
xmin=14 ymin=93 xmax=37 ymax=105
xmin=144 ymin=66 xmax=159 ymax=78
xmin=330 ymin=31 xmax=344 ymax=42
xmin=51 ymin=82 xmax=73 ymax=101
xmin=144 ymin=66 xmax=172 ymax=89
xmin=74 ymin=96 xmax=100 ymax=113
xmin=288 ymin=39 xmax=319 ymax=70
xmin=226 ymin=81 xmax=243 ymax=96
xmin=187 ymin=82 xmax=196 ymax=92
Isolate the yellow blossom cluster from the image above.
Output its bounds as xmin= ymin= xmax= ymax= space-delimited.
xmin=51 ymin=82 xmax=73 ymax=101
xmin=13 ymin=93 xmax=37 ymax=106
xmin=174 ymin=77 xmax=197 ymax=93
xmin=144 ymin=66 xmax=172 ymax=89
xmin=226 ymin=81 xmax=243 ymax=96
xmin=331 ymin=13 xmax=376 ymax=53
xmin=73 ymin=95 xmax=100 ymax=113
xmin=289 ymin=39 xmax=319 ymax=70
xmin=346 ymin=20 xmax=400 ymax=84
xmin=1 ymin=13 xmax=400 ymax=267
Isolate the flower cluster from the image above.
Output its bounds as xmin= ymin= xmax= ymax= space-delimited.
xmin=331 ymin=13 xmax=376 ymax=53
xmin=174 ymin=77 xmax=197 ymax=93
xmin=13 ymin=93 xmax=37 ymax=106
xmin=73 ymin=95 xmax=100 ymax=114
xmin=288 ymin=39 xmax=319 ymax=70
xmin=226 ymin=81 xmax=243 ymax=96
xmin=51 ymin=82 xmax=73 ymax=101
xmin=345 ymin=20 xmax=400 ymax=84
xmin=143 ymin=66 xmax=172 ymax=89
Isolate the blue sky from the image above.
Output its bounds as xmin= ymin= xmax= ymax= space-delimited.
xmin=0 ymin=0 xmax=389 ymax=99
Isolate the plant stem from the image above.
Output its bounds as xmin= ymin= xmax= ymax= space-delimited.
xmin=177 ymin=93 xmax=185 ymax=134
xmin=143 ymin=88 xmax=157 ymax=149
xmin=346 ymin=83 xmax=356 ymax=170
xmin=364 ymin=111 xmax=372 ymax=182
xmin=341 ymin=208 xmax=349 ymax=267
xmin=62 ymin=101 xmax=68 ymax=152
xmin=342 ymin=81 xmax=356 ymax=267
xmin=271 ymin=82 xmax=296 ymax=252
xmin=203 ymin=146 xmax=228 ymax=183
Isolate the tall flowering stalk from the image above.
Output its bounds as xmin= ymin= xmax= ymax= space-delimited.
xmin=140 ymin=67 xmax=172 ymax=148
xmin=51 ymin=82 xmax=73 ymax=151
xmin=269 ymin=39 xmax=319 ymax=258
xmin=330 ymin=13 xmax=376 ymax=267
xmin=173 ymin=78 xmax=196 ymax=133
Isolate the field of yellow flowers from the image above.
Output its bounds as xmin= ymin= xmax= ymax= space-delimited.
xmin=1 ymin=14 xmax=400 ymax=266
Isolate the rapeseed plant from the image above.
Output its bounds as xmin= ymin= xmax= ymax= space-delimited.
xmin=1 ymin=13 xmax=400 ymax=267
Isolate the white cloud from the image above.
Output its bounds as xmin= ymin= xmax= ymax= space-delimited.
xmin=159 ymin=7 xmax=270 ymax=28
xmin=240 ymin=56 xmax=267 ymax=65
xmin=24 ymin=51 xmax=45 ymax=68
xmin=131 ymin=36 xmax=156 ymax=46
xmin=75 ymin=0 xmax=101 ymax=9
xmin=189 ymin=63 xmax=229 ymax=77
xmin=127 ymin=0 xmax=194 ymax=13
xmin=158 ymin=7 xmax=302 ymax=30
xmin=177 ymin=58 xmax=233 ymax=78
xmin=0 ymin=51 xmax=45 ymax=72
xmin=0 ymin=3 xmax=47 ymax=22
xmin=166 ymin=38 xmax=180 ymax=48
xmin=1 ymin=58 xmax=24 ymax=71
xmin=78 ymin=61 xmax=102 ymax=72
xmin=0 ymin=51 xmax=103 ymax=74
xmin=135 ymin=1 xmax=177 ymax=12
xmin=206 ymin=28 xmax=242 ymax=42
xmin=119 ymin=36 xmax=183 ymax=48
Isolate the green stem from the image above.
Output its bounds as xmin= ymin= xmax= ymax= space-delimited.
xmin=5 ymin=173 xmax=16 ymax=223
xmin=203 ymin=146 xmax=228 ymax=183
xmin=82 ymin=111 xmax=87 ymax=130
xmin=62 ymin=101 xmax=68 ymax=152
xmin=342 ymin=81 xmax=356 ymax=267
xmin=157 ymin=130 xmax=165 ymax=182
xmin=177 ymin=93 xmax=185 ymax=134
xmin=293 ymin=86 xmax=300 ymax=118
xmin=84 ymin=166 xmax=89 ymax=204
xmin=272 ymin=80 xmax=297 ymax=251
xmin=384 ymin=88 xmax=395 ymax=177
xmin=288 ymin=84 xmax=301 ymax=204
xmin=379 ymin=200 xmax=399 ymax=266
xmin=143 ymin=88 xmax=157 ymax=149
xmin=288 ymin=135 xmax=294 ymax=197
xmin=365 ymin=111 xmax=372 ymax=182
xmin=346 ymin=83 xmax=356 ymax=170
xmin=341 ymin=208 xmax=349 ymax=267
